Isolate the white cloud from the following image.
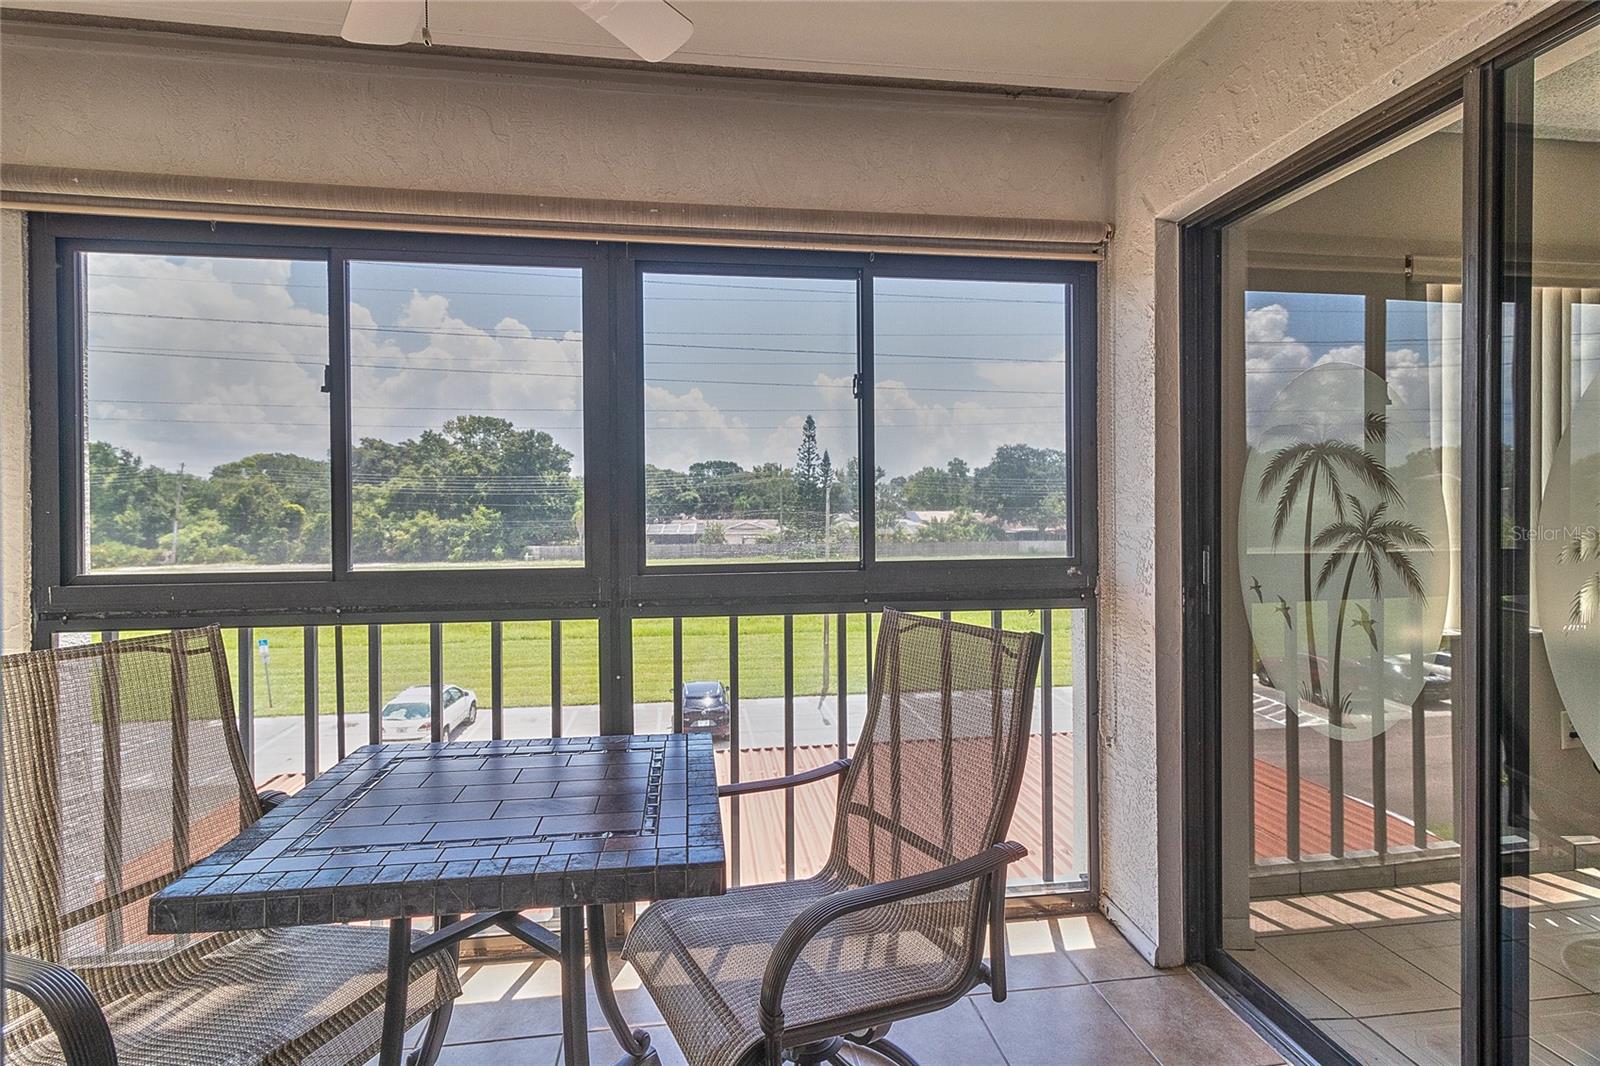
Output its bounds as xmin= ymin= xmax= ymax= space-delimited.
xmin=85 ymin=254 xmax=331 ymax=473
xmin=350 ymin=289 xmax=585 ymax=469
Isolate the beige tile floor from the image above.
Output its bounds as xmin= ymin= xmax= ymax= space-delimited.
xmin=389 ymin=914 xmax=1286 ymax=1066
xmin=1236 ymin=871 xmax=1600 ymax=1065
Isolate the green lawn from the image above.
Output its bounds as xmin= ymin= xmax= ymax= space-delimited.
xmin=124 ymin=610 xmax=1076 ymax=718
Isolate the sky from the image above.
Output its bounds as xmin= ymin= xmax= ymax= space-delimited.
xmin=1242 ymin=289 xmax=1461 ymax=455
xmin=83 ymin=254 xmax=1073 ymax=486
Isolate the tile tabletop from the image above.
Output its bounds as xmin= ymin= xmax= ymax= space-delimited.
xmin=150 ymin=734 xmax=724 ymax=934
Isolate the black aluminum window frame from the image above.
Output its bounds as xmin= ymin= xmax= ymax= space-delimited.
xmin=29 ymin=215 xmax=1097 ymax=630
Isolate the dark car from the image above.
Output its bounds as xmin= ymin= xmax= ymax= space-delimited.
xmin=682 ymin=680 xmax=730 ymax=740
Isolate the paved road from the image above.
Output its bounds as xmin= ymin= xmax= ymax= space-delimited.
xmin=253 ymin=687 xmax=1078 ymax=782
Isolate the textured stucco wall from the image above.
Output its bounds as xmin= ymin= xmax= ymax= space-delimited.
xmin=0 ymin=210 xmax=27 ymax=654
xmin=0 ymin=25 xmax=1110 ymax=222
xmin=1099 ymin=0 xmax=1557 ymax=965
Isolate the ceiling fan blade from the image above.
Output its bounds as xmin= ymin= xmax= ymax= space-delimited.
xmin=574 ymin=0 xmax=694 ymax=63
xmin=341 ymin=0 xmax=425 ymax=46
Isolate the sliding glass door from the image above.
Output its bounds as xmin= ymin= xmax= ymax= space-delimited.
xmin=1493 ymin=22 xmax=1600 ymax=1066
xmin=1215 ymin=100 xmax=1469 ymax=1064
xmin=1188 ymin=10 xmax=1600 ymax=1065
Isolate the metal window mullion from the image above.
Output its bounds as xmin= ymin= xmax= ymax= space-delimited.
xmin=429 ymin=622 xmax=444 ymax=743
xmin=859 ymin=269 xmax=876 ymax=567
xmin=1460 ymin=59 xmax=1504 ymax=1066
xmin=328 ymin=251 xmax=352 ymax=579
xmin=303 ymin=625 xmax=319 ymax=782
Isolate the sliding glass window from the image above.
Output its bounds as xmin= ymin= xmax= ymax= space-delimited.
xmin=346 ymin=261 xmax=585 ymax=569
xmin=81 ymin=253 xmax=331 ymax=574
xmin=873 ymin=277 xmax=1073 ymax=561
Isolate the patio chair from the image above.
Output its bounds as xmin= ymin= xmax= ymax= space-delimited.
xmin=624 ymin=609 xmax=1043 ymax=1066
xmin=1 ymin=627 xmax=461 ymax=1066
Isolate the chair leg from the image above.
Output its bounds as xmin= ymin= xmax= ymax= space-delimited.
xmin=406 ymin=1000 xmax=455 ymax=1066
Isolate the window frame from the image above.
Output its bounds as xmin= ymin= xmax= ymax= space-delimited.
xmin=30 ymin=215 xmax=1096 ymax=626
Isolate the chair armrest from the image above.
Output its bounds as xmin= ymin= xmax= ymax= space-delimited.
xmin=3 ymin=953 xmax=118 ymax=1066
xmin=758 ymin=840 xmax=1025 ymax=1041
xmin=718 ymin=759 xmax=849 ymax=798
xmin=256 ymin=789 xmax=292 ymax=813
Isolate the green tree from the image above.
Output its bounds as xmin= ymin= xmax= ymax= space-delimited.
xmin=973 ymin=444 xmax=1066 ymax=526
xmin=792 ymin=415 xmax=823 ymax=533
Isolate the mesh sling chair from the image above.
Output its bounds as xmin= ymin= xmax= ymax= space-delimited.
xmin=624 ymin=609 xmax=1043 ymax=1066
xmin=1 ymin=628 xmax=462 ymax=1066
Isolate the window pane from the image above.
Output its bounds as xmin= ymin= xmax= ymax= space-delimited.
xmin=873 ymin=277 xmax=1070 ymax=560
xmin=348 ymin=262 xmax=585 ymax=568
xmin=83 ymin=253 xmax=330 ymax=573
xmin=642 ymin=273 xmax=860 ymax=565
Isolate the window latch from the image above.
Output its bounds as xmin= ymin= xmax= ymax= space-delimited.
xmin=321 ymin=365 xmax=332 ymax=394
xmin=851 ymin=373 xmax=862 ymax=400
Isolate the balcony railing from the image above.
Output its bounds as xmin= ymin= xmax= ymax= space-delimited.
xmin=63 ymin=604 xmax=1093 ymax=898
xmin=1246 ymin=635 xmax=1462 ymax=897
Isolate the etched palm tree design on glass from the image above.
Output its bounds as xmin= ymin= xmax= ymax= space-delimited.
xmin=1313 ymin=496 xmax=1431 ymax=715
xmin=1558 ymin=515 xmax=1600 ymax=629
xmin=1240 ymin=360 xmax=1448 ymax=743
xmin=1256 ymin=410 xmax=1399 ymax=710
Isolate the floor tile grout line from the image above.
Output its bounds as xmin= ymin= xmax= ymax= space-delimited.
xmin=1086 ymin=980 xmax=1164 ymax=1065
xmin=969 ymin=988 xmax=1019 ymax=1066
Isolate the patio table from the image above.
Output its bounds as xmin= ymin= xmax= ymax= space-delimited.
xmin=150 ymin=733 xmax=725 ymax=1066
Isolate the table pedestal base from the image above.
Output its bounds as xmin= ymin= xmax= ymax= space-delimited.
xmin=377 ymin=907 xmax=658 ymax=1066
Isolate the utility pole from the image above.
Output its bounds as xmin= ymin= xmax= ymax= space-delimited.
xmin=171 ymin=462 xmax=185 ymax=566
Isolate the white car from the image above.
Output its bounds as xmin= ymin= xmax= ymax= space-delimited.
xmin=380 ymin=684 xmax=478 ymax=741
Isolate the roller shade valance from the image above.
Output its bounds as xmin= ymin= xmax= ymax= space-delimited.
xmin=1 ymin=165 xmax=1110 ymax=259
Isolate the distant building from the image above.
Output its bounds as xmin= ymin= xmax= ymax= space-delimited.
xmin=644 ymin=518 xmax=782 ymax=545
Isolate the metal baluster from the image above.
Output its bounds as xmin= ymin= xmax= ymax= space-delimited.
xmin=429 ymin=622 xmax=444 ymax=744
xmin=835 ymin=612 xmax=848 ymax=760
xmin=1373 ymin=694 xmax=1388 ymax=860
xmin=1285 ymin=700 xmax=1301 ymax=862
xmin=303 ymin=626 xmax=319 ymax=783
xmin=672 ymin=617 xmax=684 ymax=735
xmin=1041 ymin=610 xmax=1055 ymax=884
xmin=784 ymin=614 xmax=795 ymax=881
xmin=99 ymin=630 xmax=123 ymax=952
xmin=237 ymin=628 xmax=255 ymax=779
xmin=335 ymin=627 xmax=347 ymax=761
xmin=491 ymin=621 xmax=504 ymax=740
xmin=1412 ymin=687 xmax=1428 ymax=850
xmin=368 ymin=624 xmax=382 ymax=747
xmin=550 ymin=620 xmax=563 ymax=739
xmin=1330 ymin=710 xmax=1345 ymax=858
xmin=729 ymin=615 xmax=741 ymax=888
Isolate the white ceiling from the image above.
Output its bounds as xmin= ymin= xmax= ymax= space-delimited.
xmin=1 ymin=0 xmax=1228 ymax=94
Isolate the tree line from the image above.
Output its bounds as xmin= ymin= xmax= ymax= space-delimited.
xmin=88 ymin=414 xmax=1068 ymax=568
